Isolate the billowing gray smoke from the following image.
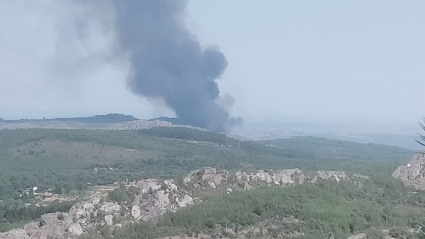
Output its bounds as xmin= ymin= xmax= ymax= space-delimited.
xmin=112 ymin=0 xmax=240 ymax=132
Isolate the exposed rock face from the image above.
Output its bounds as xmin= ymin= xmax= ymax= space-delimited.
xmin=184 ymin=167 xmax=227 ymax=189
xmin=0 ymin=213 xmax=80 ymax=239
xmin=177 ymin=194 xmax=193 ymax=207
xmin=185 ymin=167 xmax=352 ymax=191
xmin=155 ymin=191 xmax=170 ymax=208
xmin=132 ymin=178 xmax=194 ymax=221
xmin=69 ymin=202 xmax=95 ymax=225
xmin=104 ymin=215 xmax=114 ymax=227
xmin=137 ymin=179 xmax=162 ymax=194
xmin=348 ymin=233 xmax=366 ymax=239
xmin=66 ymin=198 xmax=120 ymax=227
xmin=0 ymin=229 xmax=30 ymax=239
xmin=311 ymin=171 xmax=348 ymax=183
xmin=236 ymin=169 xmax=305 ymax=186
xmin=131 ymin=205 xmax=141 ymax=219
xmin=352 ymin=174 xmax=370 ymax=180
xmin=393 ymin=153 xmax=425 ymax=189
xmin=202 ymin=167 xmax=226 ymax=188
xmin=68 ymin=223 xmax=84 ymax=236
xmin=393 ymin=153 xmax=425 ymax=181
xmin=164 ymin=179 xmax=178 ymax=191
xmin=100 ymin=202 xmax=121 ymax=214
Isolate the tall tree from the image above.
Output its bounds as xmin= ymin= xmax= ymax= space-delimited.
xmin=417 ymin=117 xmax=425 ymax=151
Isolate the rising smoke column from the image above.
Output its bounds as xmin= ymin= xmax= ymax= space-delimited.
xmin=113 ymin=0 xmax=239 ymax=132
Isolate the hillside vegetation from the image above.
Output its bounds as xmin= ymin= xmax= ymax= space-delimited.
xmin=89 ymin=175 xmax=425 ymax=239
xmin=0 ymin=128 xmax=414 ymax=199
xmin=262 ymin=136 xmax=412 ymax=162
xmin=0 ymin=127 xmax=415 ymax=232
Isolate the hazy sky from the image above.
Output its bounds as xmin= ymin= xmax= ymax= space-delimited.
xmin=0 ymin=1 xmax=424 ymax=129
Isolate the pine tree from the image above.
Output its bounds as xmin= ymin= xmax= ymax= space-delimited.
xmin=417 ymin=117 xmax=425 ymax=151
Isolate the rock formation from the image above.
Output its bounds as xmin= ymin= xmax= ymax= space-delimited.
xmin=131 ymin=178 xmax=194 ymax=221
xmin=235 ymin=169 xmax=305 ymax=186
xmin=393 ymin=153 xmax=425 ymax=189
xmin=0 ymin=167 xmax=360 ymax=239
xmin=0 ymin=213 xmax=83 ymax=239
xmin=311 ymin=171 xmax=348 ymax=183
xmin=183 ymin=167 xmax=227 ymax=189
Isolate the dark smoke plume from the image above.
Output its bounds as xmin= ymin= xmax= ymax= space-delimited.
xmin=112 ymin=0 xmax=240 ymax=132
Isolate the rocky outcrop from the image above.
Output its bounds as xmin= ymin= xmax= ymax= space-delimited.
xmin=352 ymin=174 xmax=370 ymax=180
xmin=131 ymin=179 xmax=194 ymax=221
xmin=136 ymin=178 xmax=162 ymax=194
xmin=201 ymin=168 xmax=227 ymax=188
xmin=0 ymin=197 xmax=125 ymax=239
xmin=393 ymin=153 xmax=425 ymax=181
xmin=100 ymin=202 xmax=121 ymax=214
xmin=66 ymin=197 xmax=121 ymax=227
xmin=393 ymin=153 xmax=425 ymax=189
xmin=184 ymin=167 xmax=227 ymax=189
xmin=347 ymin=233 xmax=366 ymax=239
xmin=68 ymin=202 xmax=95 ymax=225
xmin=1 ymin=167 xmax=363 ymax=239
xmin=311 ymin=171 xmax=348 ymax=183
xmin=0 ymin=229 xmax=30 ymax=239
xmin=131 ymin=205 xmax=141 ymax=219
xmin=0 ymin=213 xmax=83 ymax=239
xmin=104 ymin=215 xmax=114 ymax=226
xmin=68 ymin=223 xmax=84 ymax=236
xmin=236 ymin=169 xmax=305 ymax=186
xmin=184 ymin=167 xmax=353 ymax=191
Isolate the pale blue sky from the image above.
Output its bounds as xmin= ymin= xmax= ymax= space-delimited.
xmin=0 ymin=1 xmax=424 ymax=129
xmin=188 ymin=1 xmax=425 ymax=127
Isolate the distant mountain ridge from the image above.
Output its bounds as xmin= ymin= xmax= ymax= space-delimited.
xmin=0 ymin=113 xmax=138 ymax=124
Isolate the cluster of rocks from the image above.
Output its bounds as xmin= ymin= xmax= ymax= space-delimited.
xmin=1 ymin=167 xmax=360 ymax=239
xmin=184 ymin=167 xmax=228 ymax=189
xmin=235 ymin=169 xmax=305 ymax=190
xmin=0 ymin=213 xmax=82 ymax=239
xmin=311 ymin=171 xmax=348 ymax=183
xmin=183 ymin=167 xmax=354 ymax=192
xmin=0 ymin=196 xmax=125 ymax=239
xmin=393 ymin=153 xmax=425 ymax=189
xmin=130 ymin=178 xmax=194 ymax=221
xmin=70 ymin=198 xmax=122 ymax=227
xmin=0 ymin=178 xmax=193 ymax=239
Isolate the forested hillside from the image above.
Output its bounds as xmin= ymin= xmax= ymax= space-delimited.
xmin=0 ymin=127 xmax=416 ymax=235
xmin=87 ymin=175 xmax=425 ymax=239
xmin=0 ymin=128 xmax=414 ymax=199
xmin=262 ymin=136 xmax=412 ymax=162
